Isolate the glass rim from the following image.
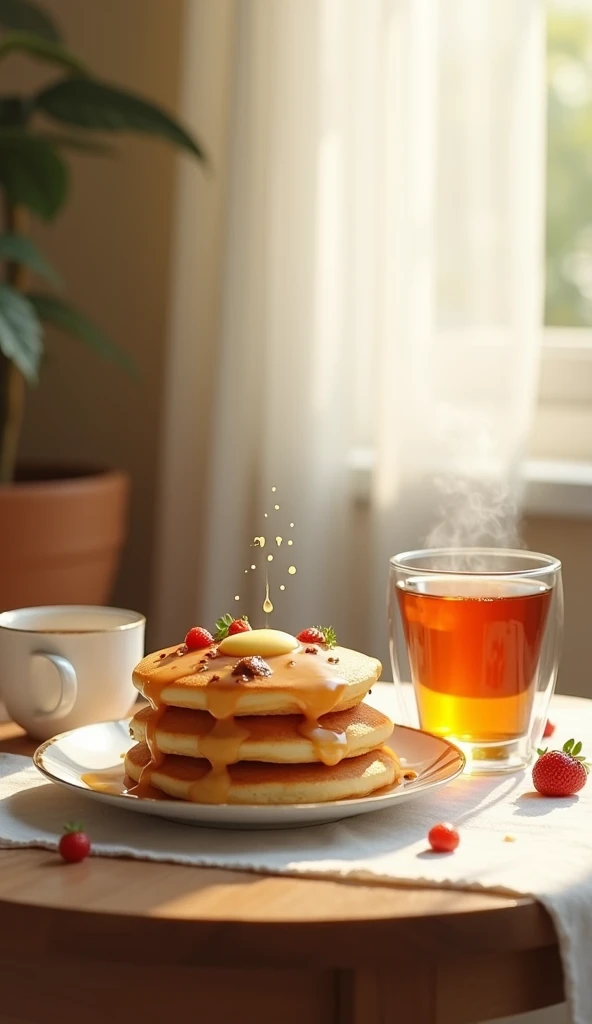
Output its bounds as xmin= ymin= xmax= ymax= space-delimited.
xmin=389 ymin=546 xmax=561 ymax=578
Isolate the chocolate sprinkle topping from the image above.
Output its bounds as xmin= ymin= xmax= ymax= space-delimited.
xmin=231 ymin=656 xmax=273 ymax=679
xmin=327 ymin=656 xmax=340 ymax=664
xmin=305 ymin=646 xmax=319 ymax=654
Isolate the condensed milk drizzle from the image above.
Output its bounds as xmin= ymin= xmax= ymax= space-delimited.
xmin=107 ymin=635 xmax=355 ymax=804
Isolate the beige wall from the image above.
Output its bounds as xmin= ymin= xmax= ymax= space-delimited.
xmin=523 ymin=517 xmax=592 ymax=700
xmin=0 ymin=0 xmax=185 ymax=646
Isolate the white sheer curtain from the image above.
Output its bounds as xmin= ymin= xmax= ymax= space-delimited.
xmin=154 ymin=0 xmax=546 ymax=669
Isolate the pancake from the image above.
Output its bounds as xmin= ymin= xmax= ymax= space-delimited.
xmin=124 ymin=741 xmax=401 ymax=805
xmin=130 ymin=702 xmax=394 ymax=765
xmin=133 ymin=642 xmax=381 ymax=718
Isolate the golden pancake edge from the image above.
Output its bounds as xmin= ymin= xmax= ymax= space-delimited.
xmin=130 ymin=701 xmax=393 ymax=764
xmin=125 ymin=741 xmax=402 ymax=805
xmin=133 ymin=640 xmax=381 ymax=717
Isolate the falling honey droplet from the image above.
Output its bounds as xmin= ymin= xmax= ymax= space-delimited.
xmin=250 ymin=564 xmax=256 ymax=570
xmin=267 ymin=554 xmax=273 ymax=562
xmin=290 ymin=523 xmax=294 ymax=528
xmin=287 ymin=539 xmax=293 ymax=546
xmin=288 ymin=566 xmax=297 ymax=575
xmin=271 ymin=486 xmax=276 ymax=492
xmin=264 ymin=513 xmax=268 ymax=518
xmin=234 ymin=595 xmax=240 ymax=600
xmin=244 ymin=569 xmax=248 ymax=573
xmin=253 ymin=536 xmax=266 ymax=548
xmin=280 ymin=585 xmax=286 ymax=591
xmin=275 ymin=536 xmax=282 ymax=546
xmin=274 ymin=504 xmax=280 ymax=510
xmin=263 ymin=577 xmax=273 ymax=614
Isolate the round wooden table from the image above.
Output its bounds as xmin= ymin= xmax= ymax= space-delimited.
xmin=0 ymin=722 xmax=564 ymax=1024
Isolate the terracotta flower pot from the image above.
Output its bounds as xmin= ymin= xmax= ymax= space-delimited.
xmin=0 ymin=464 xmax=130 ymax=610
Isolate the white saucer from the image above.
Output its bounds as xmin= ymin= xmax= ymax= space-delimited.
xmin=33 ymin=711 xmax=465 ymax=830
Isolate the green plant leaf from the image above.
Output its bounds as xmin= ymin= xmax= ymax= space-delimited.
xmin=573 ymin=741 xmax=583 ymax=757
xmin=0 ymin=234 xmax=62 ymax=287
xmin=34 ymin=78 xmax=206 ymax=160
xmin=34 ymin=131 xmax=115 ymax=155
xmin=0 ymin=31 xmax=87 ymax=73
xmin=27 ymin=293 xmax=136 ymax=377
xmin=0 ymin=283 xmax=42 ymax=382
xmin=0 ymin=0 xmax=60 ymax=43
xmin=0 ymin=130 xmax=68 ymax=219
xmin=0 ymin=96 xmax=30 ymax=128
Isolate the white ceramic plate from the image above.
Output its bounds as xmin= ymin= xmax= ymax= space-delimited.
xmin=33 ymin=717 xmax=465 ymax=830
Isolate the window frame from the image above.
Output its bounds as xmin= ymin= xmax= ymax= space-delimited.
xmin=531 ymin=328 xmax=592 ymax=462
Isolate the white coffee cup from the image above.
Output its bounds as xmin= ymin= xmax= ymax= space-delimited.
xmin=0 ymin=605 xmax=145 ymax=740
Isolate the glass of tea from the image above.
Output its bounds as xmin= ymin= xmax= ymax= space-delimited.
xmin=388 ymin=548 xmax=563 ymax=773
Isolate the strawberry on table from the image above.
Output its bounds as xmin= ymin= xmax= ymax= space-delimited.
xmin=185 ymin=626 xmax=215 ymax=650
xmin=543 ymin=719 xmax=555 ymax=739
xmin=58 ymin=823 xmax=91 ymax=863
xmin=532 ymin=738 xmax=590 ymax=797
xmin=427 ymin=822 xmax=460 ymax=853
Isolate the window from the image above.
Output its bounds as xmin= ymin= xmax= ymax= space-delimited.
xmin=546 ymin=1 xmax=592 ymax=328
xmin=531 ymin=1 xmax=592 ymax=466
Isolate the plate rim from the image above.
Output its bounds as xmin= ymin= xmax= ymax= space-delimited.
xmin=33 ymin=718 xmax=466 ymax=814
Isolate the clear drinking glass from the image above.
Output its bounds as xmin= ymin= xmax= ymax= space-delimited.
xmin=388 ymin=548 xmax=563 ymax=774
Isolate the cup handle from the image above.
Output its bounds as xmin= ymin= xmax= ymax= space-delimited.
xmin=31 ymin=652 xmax=78 ymax=719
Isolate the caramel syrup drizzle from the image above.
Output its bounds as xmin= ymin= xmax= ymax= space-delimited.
xmin=124 ymin=643 xmax=354 ymax=803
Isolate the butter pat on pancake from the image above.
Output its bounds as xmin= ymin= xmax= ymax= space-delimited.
xmin=125 ymin=741 xmax=401 ymax=805
xmin=133 ymin=643 xmax=381 ymax=717
xmin=130 ymin=702 xmax=394 ymax=765
xmin=218 ymin=628 xmax=299 ymax=657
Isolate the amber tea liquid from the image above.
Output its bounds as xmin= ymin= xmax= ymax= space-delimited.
xmin=397 ymin=577 xmax=552 ymax=743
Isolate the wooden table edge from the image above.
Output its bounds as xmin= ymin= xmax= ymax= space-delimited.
xmin=0 ymin=848 xmax=559 ymax=970
xmin=0 ymin=716 xmax=561 ymax=971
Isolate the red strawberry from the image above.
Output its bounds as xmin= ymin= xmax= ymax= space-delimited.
xmin=185 ymin=626 xmax=214 ymax=651
xmin=543 ymin=719 xmax=555 ymax=739
xmin=58 ymin=823 xmax=91 ymax=863
xmin=297 ymin=626 xmax=337 ymax=648
xmin=427 ymin=822 xmax=460 ymax=853
xmin=214 ymin=614 xmax=250 ymax=641
xmin=297 ymin=627 xmax=324 ymax=644
xmin=532 ymin=738 xmax=590 ymax=797
xmin=228 ymin=618 xmax=251 ymax=636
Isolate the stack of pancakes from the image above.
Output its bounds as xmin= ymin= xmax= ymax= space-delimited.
xmin=126 ymin=628 xmax=406 ymax=805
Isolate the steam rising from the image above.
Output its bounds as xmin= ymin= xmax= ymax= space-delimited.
xmin=423 ymin=404 xmax=525 ymax=553
xmin=425 ymin=473 xmax=522 ymax=550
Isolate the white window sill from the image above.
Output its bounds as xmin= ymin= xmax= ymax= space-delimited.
xmin=523 ymin=459 xmax=592 ymax=519
xmin=349 ymin=450 xmax=592 ymax=520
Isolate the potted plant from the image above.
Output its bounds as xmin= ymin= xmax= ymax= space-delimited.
xmin=0 ymin=0 xmax=204 ymax=609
